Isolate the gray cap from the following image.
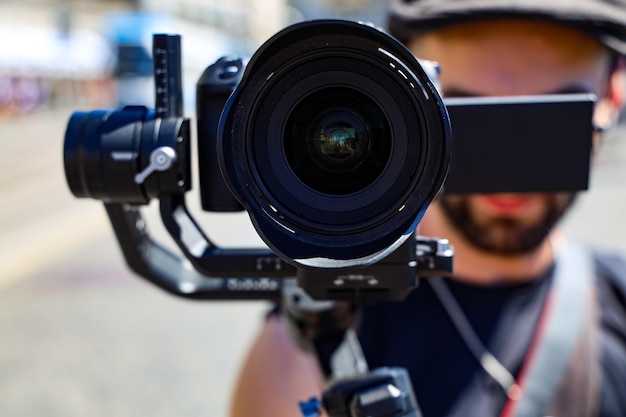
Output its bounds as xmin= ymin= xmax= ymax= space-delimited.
xmin=388 ymin=0 xmax=626 ymax=55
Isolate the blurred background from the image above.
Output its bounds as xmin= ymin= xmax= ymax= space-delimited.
xmin=1 ymin=0 xmax=625 ymax=416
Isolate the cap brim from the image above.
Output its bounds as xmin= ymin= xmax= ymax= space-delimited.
xmin=388 ymin=2 xmax=626 ymax=55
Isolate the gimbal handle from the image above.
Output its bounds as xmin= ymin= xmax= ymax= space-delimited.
xmin=321 ymin=367 xmax=422 ymax=417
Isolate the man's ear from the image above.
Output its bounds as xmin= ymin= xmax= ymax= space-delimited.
xmin=594 ymin=57 xmax=626 ymax=131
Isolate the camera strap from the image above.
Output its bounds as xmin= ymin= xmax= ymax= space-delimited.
xmin=437 ymin=237 xmax=598 ymax=417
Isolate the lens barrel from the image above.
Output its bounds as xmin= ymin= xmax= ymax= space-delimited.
xmin=218 ymin=20 xmax=451 ymax=268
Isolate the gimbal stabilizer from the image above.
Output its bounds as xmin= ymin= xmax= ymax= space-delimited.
xmin=64 ymin=24 xmax=455 ymax=416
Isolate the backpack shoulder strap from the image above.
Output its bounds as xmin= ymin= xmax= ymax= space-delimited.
xmin=505 ymin=238 xmax=598 ymax=417
xmin=444 ymin=238 xmax=598 ymax=417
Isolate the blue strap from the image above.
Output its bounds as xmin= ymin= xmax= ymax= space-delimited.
xmin=299 ymin=397 xmax=322 ymax=417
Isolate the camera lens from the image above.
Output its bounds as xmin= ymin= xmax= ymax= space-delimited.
xmin=218 ymin=20 xmax=451 ymax=267
xmin=285 ymin=87 xmax=391 ymax=195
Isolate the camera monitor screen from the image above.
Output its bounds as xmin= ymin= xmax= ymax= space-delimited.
xmin=443 ymin=94 xmax=595 ymax=194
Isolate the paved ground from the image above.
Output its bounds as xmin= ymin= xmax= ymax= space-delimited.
xmin=0 ymin=107 xmax=269 ymax=417
xmin=0 ymin=104 xmax=625 ymax=417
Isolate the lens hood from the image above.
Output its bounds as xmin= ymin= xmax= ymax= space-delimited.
xmin=218 ymin=20 xmax=451 ymax=268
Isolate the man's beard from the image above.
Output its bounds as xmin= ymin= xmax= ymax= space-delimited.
xmin=439 ymin=193 xmax=577 ymax=256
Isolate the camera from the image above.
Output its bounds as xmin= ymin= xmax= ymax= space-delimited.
xmin=213 ymin=20 xmax=451 ymax=269
xmin=63 ymin=20 xmax=456 ymax=303
xmin=63 ymin=19 xmax=595 ymax=303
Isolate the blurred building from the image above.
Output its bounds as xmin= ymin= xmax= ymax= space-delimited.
xmin=288 ymin=0 xmax=389 ymax=28
xmin=0 ymin=0 xmax=131 ymax=113
xmin=0 ymin=0 xmax=389 ymax=115
xmin=139 ymin=0 xmax=290 ymax=54
xmin=137 ymin=0 xmax=388 ymax=52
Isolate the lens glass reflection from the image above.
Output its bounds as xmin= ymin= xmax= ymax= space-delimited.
xmin=285 ymin=87 xmax=391 ymax=195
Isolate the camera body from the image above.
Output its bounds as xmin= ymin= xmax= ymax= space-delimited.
xmin=196 ymin=56 xmax=244 ymax=213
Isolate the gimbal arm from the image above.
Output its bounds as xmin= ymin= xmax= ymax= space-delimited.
xmin=104 ymin=201 xmax=290 ymax=301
